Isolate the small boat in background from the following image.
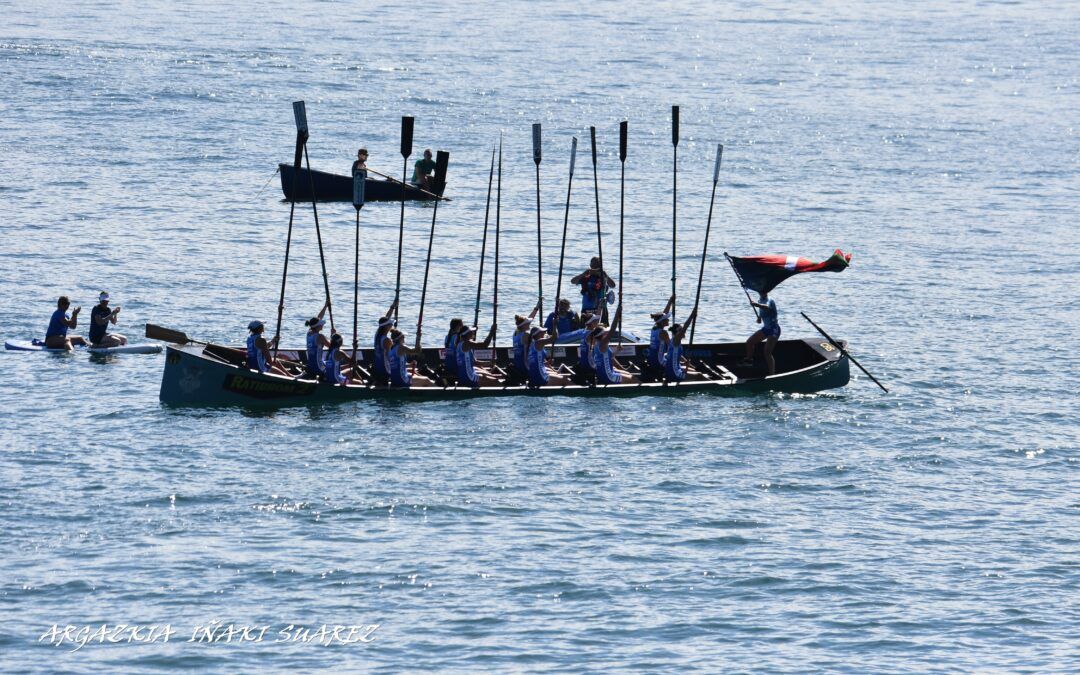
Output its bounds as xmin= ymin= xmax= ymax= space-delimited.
xmin=5 ymin=339 xmax=162 ymax=355
xmin=278 ymin=163 xmax=445 ymax=202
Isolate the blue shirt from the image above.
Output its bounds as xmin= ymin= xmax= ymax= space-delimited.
xmin=444 ymin=332 xmax=459 ymax=377
xmin=324 ymin=347 xmax=346 ymax=384
xmin=647 ymin=327 xmax=668 ymax=369
xmin=578 ymin=333 xmax=592 ymax=370
xmin=527 ymin=343 xmax=548 ymax=386
xmin=373 ymin=330 xmax=391 ymax=377
xmin=389 ymin=344 xmax=411 ymax=386
xmin=456 ymin=341 xmax=478 ymax=386
xmin=594 ymin=343 xmax=621 ymax=384
xmin=46 ymin=309 xmax=69 ymax=339
xmin=665 ymin=342 xmax=685 ymax=381
xmin=306 ymin=331 xmax=325 ymax=376
xmin=246 ymin=333 xmax=267 ymax=372
xmin=512 ymin=332 xmax=527 ymax=373
xmin=544 ymin=310 xmax=578 ymax=335
xmin=760 ymin=299 xmax=778 ymax=331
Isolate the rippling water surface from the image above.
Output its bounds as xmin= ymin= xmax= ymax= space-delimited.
xmin=1 ymin=1 xmax=1077 ymax=671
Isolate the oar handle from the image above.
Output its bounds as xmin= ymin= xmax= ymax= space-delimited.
xmin=800 ymin=312 xmax=889 ymax=393
xmin=362 ymin=166 xmax=448 ymax=201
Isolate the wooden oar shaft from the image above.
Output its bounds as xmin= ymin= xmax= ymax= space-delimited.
xmin=690 ymin=145 xmax=723 ymax=344
xmin=800 ymin=312 xmax=889 ymax=393
xmin=304 ymin=145 xmax=334 ymax=333
xmin=363 ymin=166 xmax=448 ymax=201
xmin=416 ymin=197 xmax=441 ymax=342
xmin=474 ymin=145 xmax=496 ymax=328
xmin=554 ymin=137 xmax=577 ymax=313
xmin=394 ymin=156 xmax=407 ymax=321
xmin=273 ymin=132 xmax=305 ymax=358
xmin=493 ymin=138 xmax=502 ymax=344
xmin=590 ymin=126 xmax=606 ymax=323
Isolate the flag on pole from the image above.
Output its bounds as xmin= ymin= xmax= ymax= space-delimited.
xmin=727 ymin=249 xmax=852 ymax=295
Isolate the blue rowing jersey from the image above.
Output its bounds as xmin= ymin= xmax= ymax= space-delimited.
xmin=647 ymin=327 xmax=668 ymax=369
xmin=760 ymin=299 xmax=779 ymax=331
xmin=544 ymin=310 xmax=577 ymax=335
xmin=665 ymin=342 xmax=685 ymax=381
xmin=444 ymin=332 xmax=459 ymax=377
xmin=594 ymin=343 xmax=621 ymax=384
xmin=456 ymin=341 xmax=478 ymax=386
xmin=246 ymin=333 xmax=267 ymax=372
xmin=390 ymin=344 xmax=411 ymax=386
xmin=512 ymin=332 xmax=527 ymax=373
xmin=324 ymin=347 xmax=346 ymax=384
xmin=46 ymin=309 xmax=69 ymax=338
xmin=373 ymin=331 xmax=390 ymax=377
xmin=527 ymin=343 xmax=548 ymax=386
xmin=578 ymin=333 xmax=592 ymax=370
xmin=306 ymin=331 xmax=325 ymax=376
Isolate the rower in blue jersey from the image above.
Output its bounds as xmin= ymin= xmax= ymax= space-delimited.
xmin=389 ymin=329 xmax=435 ymax=388
xmin=304 ymin=301 xmax=331 ymax=379
xmin=246 ymin=320 xmax=287 ymax=376
xmin=645 ymin=294 xmax=676 ymax=378
xmin=544 ymin=297 xmax=579 ymax=336
xmin=664 ymin=312 xmax=703 ymax=382
xmin=442 ymin=318 xmax=464 ymax=382
xmin=525 ymin=326 xmax=570 ymax=387
xmin=741 ymin=291 xmax=781 ymax=375
xmin=591 ymin=305 xmax=637 ymax=385
xmin=575 ymin=312 xmax=601 ymax=383
xmin=455 ymin=324 xmax=500 ymax=388
xmin=44 ymin=296 xmax=88 ymax=351
xmin=323 ymin=332 xmax=355 ymax=385
xmin=511 ymin=301 xmax=541 ymax=382
xmin=371 ymin=298 xmax=398 ymax=385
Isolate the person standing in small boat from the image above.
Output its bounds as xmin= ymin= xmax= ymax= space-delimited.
xmin=44 ymin=296 xmax=88 ymax=351
xmin=246 ymin=320 xmax=287 ymax=376
xmin=388 ymin=329 xmax=434 ymax=388
xmin=456 ymin=324 xmax=500 ymax=388
xmin=304 ymin=301 xmax=331 ymax=379
xmin=544 ymin=298 xmax=579 ymax=337
xmin=592 ymin=306 xmax=637 ymax=385
xmin=88 ymin=291 xmax=127 ymax=348
xmin=646 ymin=295 xmax=676 ymax=379
xmin=371 ymin=299 xmax=398 ymax=385
xmin=571 ymin=257 xmax=616 ymax=319
xmin=742 ymin=291 xmax=780 ymax=375
xmin=526 ymin=326 xmax=570 ymax=387
xmin=323 ymin=332 xmax=355 ymax=385
xmin=351 ymin=148 xmax=368 ymax=176
xmin=442 ymin=318 xmax=464 ymax=383
xmin=412 ymin=149 xmax=436 ymax=191
xmin=665 ymin=312 xmax=704 ymax=382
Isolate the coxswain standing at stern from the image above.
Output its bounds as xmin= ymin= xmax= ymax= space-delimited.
xmin=570 ymin=257 xmax=615 ymax=320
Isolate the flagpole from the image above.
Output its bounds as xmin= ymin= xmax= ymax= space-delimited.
xmin=724 ymin=252 xmax=761 ymax=322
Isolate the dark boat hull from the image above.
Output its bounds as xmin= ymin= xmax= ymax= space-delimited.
xmin=159 ymin=338 xmax=850 ymax=406
xmin=278 ymin=163 xmax=442 ymax=202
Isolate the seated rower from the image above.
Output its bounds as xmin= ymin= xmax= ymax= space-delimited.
xmin=544 ymin=297 xmax=579 ymax=336
xmin=351 ymin=148 xmax=368 ymax=176
xmin=456 ymin=324 xmax=500 ymax=388
xmin=323 ymin=333 xmax=357 ymax=385
xmin=442 ymin=318 xmax=464 ymax=383
xmin=526 ymin=326 xmax=571 ymax=387
xmin=741 ymin=291 xmax=780 ymax=375
xmin=511 ymin=301 xmax=541 ymax=382
xmin=665 ymin=312 xmax=705 ymax=383
xmin=645 ymin=294 xmax=676 ymax=378
xmin=592 ymin=306 xmax=637 ymax=385
xmin=304 ymin=301 xmax=331 ymax=380
xmin=412 ymin=149 xmax=436 ymax=191
xmin=246 ymin=320 xmax=289 ymax=376
xmin=371 ymin=298 xmax=399 ymax=385
xmin=44 ymin=296 xmax=88 ymax=351
xmin=575 ymin=312 xmax=602 ymax=384
xmin=89 ymin=291 xmax=127 ymax=348
xmin=389 ymin=329 xmax=434 ymax=388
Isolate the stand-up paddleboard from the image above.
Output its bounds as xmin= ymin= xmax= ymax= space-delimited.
xmin=4 ymin=339 xmax=162 ymax=354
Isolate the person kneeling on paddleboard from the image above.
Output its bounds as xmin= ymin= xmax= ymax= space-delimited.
xmin=89 ymin=291 xmax=127 ymax=348
xmin=246 ymin=320 xmax=288 ymax=376
xmin=45 ymin=296 xmax=88 ymax=351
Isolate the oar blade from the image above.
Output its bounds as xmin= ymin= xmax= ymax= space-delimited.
xmin=146 ymin=324 xmax=189 ymax=344
xmin=569 ymin=136 xmax=578 ymax=175
xmin=590 ymin=126 xmax=598 ymax=166
xmin=672 ymin=105 xmax=680 ymax=147
xmin=352 ymin=169 xmax=367 ymax=208
xmin=401 ymin=116 xmax=414 ymax=159
xmin=619 ymin=120 xmax=628 ymax=162
xmin=532 ymin=122 xmax=542 ymax=165
xmin=434 ymin=150 xmax=450 ymax=192
xmin=713 ymin=144 xmax=724 ymax=183
xmin=292 ymin=100 xmax=308 ymax=134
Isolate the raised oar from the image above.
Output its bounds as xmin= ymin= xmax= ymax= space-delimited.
xmin=395 ymin=115 xmax=414 ymax=321
xmin=303 ymin=142 xmax=334 ymax=332
xmin=617 ymin=120 xmax=627 ymax=343
xmin=272 ymin=100 xmax=308 ymax=359
xmin=554 ymin=136 xmax=578 ymax=318
xmin=473 ymin=144 xmax=497 ymax=328
xmin=724 ymin=252 xmax=762 ymax=322
xmin=415 ymin=151 xmax=450 ymax=348
xmin=532 ymin=122 xmax=544 ymax=319
xmin=590 ymin=126 xmax=607 ymax=324
xmin=801 ymin=312 xmax=889 ymax=393
xmin=493 ymin=136 xmax=502 ymax=344
xmin=352 ymin=168 xmax=366 ymax=366
xmin=689 ymin=144 xmax=724 ymax=344
xmin=671 ymin=104 xmax=680 ymax=320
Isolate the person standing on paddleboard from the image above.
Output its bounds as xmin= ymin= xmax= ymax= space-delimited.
xmin=741 ymin=291 xmax=780 ymax=375
xmin=89 ymin=292 xmax=127 ymax=348
xmin=44 ymin=296 xmax=88 ymax=351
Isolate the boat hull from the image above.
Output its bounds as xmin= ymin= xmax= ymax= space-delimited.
xmin=278 ymin=164 xmax=443 ymax=202
xmin=159 ymin=338 xmax=850 ymax=406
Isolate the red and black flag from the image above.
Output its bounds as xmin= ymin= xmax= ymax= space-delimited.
xmin=726 ymin=249 xmax=852 ymax=295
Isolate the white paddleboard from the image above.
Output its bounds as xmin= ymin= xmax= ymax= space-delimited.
xmin=5 ymin=339 xmax=162 ymax=354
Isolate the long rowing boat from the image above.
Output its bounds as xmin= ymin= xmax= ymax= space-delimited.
xmin=158 ymin=337 xmax=849 ymax=405
xmin=278 ymin=163 xmax=444 ymax=202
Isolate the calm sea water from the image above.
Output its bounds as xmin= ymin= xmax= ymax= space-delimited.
xmin=1 ymin=1 xmax=1077 ymax=671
